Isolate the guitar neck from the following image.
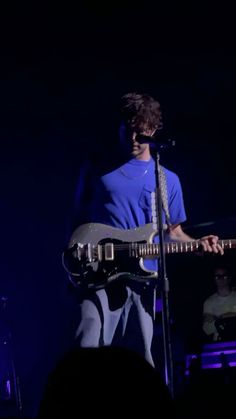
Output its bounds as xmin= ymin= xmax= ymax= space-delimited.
xmin=218 ymin=239 xmax=236 ymax=250
xmin=134 ymin=239 xmax=236 ymax=257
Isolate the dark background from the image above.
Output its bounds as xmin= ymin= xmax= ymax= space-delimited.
xmin=1 ymin=3 xmax=236 ymax=417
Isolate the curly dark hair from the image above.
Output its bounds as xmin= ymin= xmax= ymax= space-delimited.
xmin=119 ymin=92 xmax=163 ymax=132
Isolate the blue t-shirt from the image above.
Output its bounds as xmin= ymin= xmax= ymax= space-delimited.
xmin=77 ymin=157 xmax=186 ymax=276
xmin=89 ymin=158 xmax=186 ymax=228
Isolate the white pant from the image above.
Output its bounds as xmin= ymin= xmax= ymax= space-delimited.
xmin=75 ymin=283 xmax=155 ymax=367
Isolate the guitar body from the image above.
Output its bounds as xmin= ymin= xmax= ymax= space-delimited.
xmin=65 ymin=223 xmax=159 ymax=288
xmin=63 ymin=222 xmax=236 ymax=289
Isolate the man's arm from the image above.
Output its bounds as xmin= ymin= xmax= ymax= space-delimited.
xmin=168 ymin=224 xmax=224 ymax=255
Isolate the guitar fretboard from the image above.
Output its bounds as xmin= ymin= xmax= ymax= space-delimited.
xmin=129 ymin=239 xmax=236 ymax=257
xmin=135 ymin=241 xmax=199 ymax=257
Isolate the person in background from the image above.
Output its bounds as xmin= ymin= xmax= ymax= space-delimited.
xmin=203 ymin=265 xmax=236 ymax=341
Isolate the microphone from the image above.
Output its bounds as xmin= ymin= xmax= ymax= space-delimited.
xmin=136 ymin=134 xmax=176 ymax=150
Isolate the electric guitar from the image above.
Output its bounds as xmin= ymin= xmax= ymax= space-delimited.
xmin=62 ymin=222 xmax=236 ymax=289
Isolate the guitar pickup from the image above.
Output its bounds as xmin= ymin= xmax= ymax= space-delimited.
xmin=104 ymin=243 xmax=114 ymax=260
xmin=77 ymin=243 xmax=93 ymax=263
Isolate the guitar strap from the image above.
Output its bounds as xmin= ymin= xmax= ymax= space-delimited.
xmin=151 ymin=165 xmax=171 ymax=230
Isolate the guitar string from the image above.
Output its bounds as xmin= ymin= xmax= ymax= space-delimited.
xmin=93 ymin=241 xmax=202 ymax=252
xmin=92 ymin=239 xmax=235 ymax=259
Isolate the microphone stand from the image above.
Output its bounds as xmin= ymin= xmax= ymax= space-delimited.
xmin=152 ymin=146 xmax=174 ymax=398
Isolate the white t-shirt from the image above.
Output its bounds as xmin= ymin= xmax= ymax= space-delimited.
xmin=203 ymin=290 xmax=236 ymax=340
